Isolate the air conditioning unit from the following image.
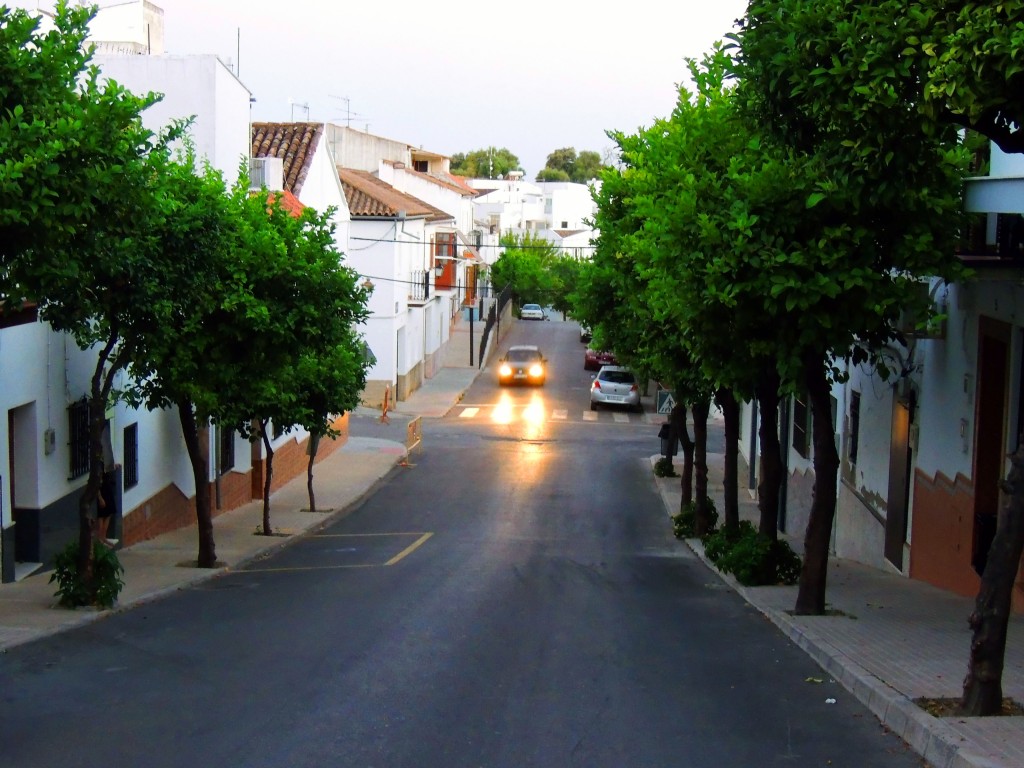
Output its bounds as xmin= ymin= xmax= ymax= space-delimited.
xmin=248 ymin=157 xmax=284 ymax=192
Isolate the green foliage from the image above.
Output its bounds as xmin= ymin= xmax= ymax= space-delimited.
xmin=653 ymin=456 xmax=677 ymax=477
xmin=50 ymin=540 xmax=125 ymax=609
xmin=702 ymin=521 xmax=802 ymax=586
xmin=537 ymin=147 xmax=608 ymax=183
xmin=490 ymin=232 xmax=561 ymax=307
xmin=536 ymin=167 xmax=570 ymax=182
xmin=672 ymin=497 xmax=718 ymax=539
xmin=450 ymin=147 xmax=521 ymax=178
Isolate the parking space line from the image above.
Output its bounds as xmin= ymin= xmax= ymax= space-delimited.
xmin=385 ymin=532 xmax=434 ymax=566
xmin=240 ymin=532 xmax=434 ymax=573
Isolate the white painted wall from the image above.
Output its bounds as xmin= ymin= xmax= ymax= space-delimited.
xmin=88 ymin=0 xmax=165 ymax=55
xmin=95 ymin=55 xmax=251 ymax=188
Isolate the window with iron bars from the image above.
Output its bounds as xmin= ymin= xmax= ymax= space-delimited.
xmin=68 ymin=398 xmax=91 ymax=480
xmin=219 ymin=426 xmax=235 ymax=474
xmin=123 ymin=423 xmax=139 ymax=489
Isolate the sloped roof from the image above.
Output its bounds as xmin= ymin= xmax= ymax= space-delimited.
xmin=268 ymin=190 xmax=306 ymax=218
xmin=251 ymin=122 xmax=323 ymax=197
xmin=382 ymin=160 xmax=478 ymax=197
xmin=338 ymin=169 xmax=453 ymax=222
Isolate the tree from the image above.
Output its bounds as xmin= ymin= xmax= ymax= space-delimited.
xmin=536 ymin=167 xmax=570 ymax=182
xmin=490 ymin=232 xmax=559 ymax=308
xmin=735 ymin=3 xmax=970 ymax=616
xmin=124 ymin=154 xmax=247 ymax=569
xmin=450 ymin=147 xmax=521 ymax=178
xmin=537 ymin=147 xmax=608 ymax=183
xmin=1 ymin=2 xmax=193 ymax=601
xmin=572 ymin=151 xmax=604 ymax=183
xmin=220 ymin=197 xmax=370 ymax=535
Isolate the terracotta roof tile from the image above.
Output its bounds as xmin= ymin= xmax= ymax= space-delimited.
xmin=251 ymin=122 xmax=323 ymax=197
xmin=268 ymin=190 xmax=306 ymax=218
xmin=338 ymin=169 xmax=453 ymax=222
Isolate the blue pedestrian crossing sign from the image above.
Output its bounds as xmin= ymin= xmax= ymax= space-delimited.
xmin=657 ymin=390 xmax=675 ymax=415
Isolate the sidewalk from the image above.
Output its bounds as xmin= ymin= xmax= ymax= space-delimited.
xmin=652 ymin=448 xmax=1024 ymax=768
xmin=0 ymin=357 xmax=478 ymax=653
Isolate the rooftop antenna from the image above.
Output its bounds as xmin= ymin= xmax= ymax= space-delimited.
xmin=288 ymin=98 xmax=310 ymax=121
xmin=329 ymin=95 xmax=368 ymax=128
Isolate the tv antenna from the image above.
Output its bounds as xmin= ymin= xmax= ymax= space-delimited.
xmin=329 ymin=95 xmax=368 ymax=128
xmin=288 ymin=98 xmax=310 ymax=121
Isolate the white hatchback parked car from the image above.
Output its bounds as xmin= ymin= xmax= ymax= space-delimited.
xmin=520 ymin=303 xmax=546 ymax=320
xmin=590 ymin=366 xmax=642 ymax=412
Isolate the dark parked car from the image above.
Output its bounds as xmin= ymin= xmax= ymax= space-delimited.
xmin=584 ymin=348 xmax=617 ymax=371
xmin=498 ymin=345 xmax=547 ymax=385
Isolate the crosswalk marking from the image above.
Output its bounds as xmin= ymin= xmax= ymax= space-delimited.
xmin=455 ymin=405 xmax=652 ymax=425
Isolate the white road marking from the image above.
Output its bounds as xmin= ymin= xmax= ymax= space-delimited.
xmin=459 ymin=407 xmax=480 ymax=418
xmin=612 ymin=412 xmax=630 ymax=423
xmin=552 ymin=410 xmax=568 ymax=420
xmin=583 ymin=411 xmax=598 ymax=421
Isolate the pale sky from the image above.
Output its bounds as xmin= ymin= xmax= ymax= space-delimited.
xmin=20 ymin=0 xmax=750 ymax=177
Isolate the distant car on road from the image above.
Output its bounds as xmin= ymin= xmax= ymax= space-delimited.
xmin=580 ymin=325 xmax=592 ymax=343
xmin=584 ymin=347 xmax=617 ymax=371
xmin=498 ymin=345 xmax=547 ymax=386
xmin=519 ymin=303 xmax=546 ymax=320
xmin=590 ymin=366 xmax=642 ymax=412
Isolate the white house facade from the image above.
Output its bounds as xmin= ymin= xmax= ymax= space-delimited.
xmin=738 ymin=142 xmax=1024 ymax=612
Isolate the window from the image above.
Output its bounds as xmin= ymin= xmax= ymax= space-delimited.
xmin=123 ymin=423 xmax=139 ymax=489
xmin=849 ymin=392 xmax=861 ymax=465
xmin=218 ymin=426 xmax=235 ymax=473
xmin=68 ymin=399 xmax=90 ymax=479
xmin=561 ymin=220 xmax=568 ymax=229
xmin=792 ymin=394 xmax=810 ymax=459
xmin=413 ymin=160 xmax=428 ymax=173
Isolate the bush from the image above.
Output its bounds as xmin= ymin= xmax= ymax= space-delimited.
xmin=671 ymin=496 xmax=718 ymax=539
xmin=701 ymin=521 xmax=801 ymax=586
xmin=653 ymin=456 xmax=677 ymax=477
xmin=50 ymin=539 xmax=125 ymax=609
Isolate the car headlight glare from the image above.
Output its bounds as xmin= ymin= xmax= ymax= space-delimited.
xmin=499 ymin=364 xmax=512 ymax=377
xmin=529 ymin=364 xmax=543 ymax=377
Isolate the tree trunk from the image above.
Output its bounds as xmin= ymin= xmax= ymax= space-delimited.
xmin=672 ymin=403 xmax=694 ymax=508
xmin=717 ymin=388 xmax=740 ymax=535
xmin=961 ymin=446 xmax=1024 ymax=715
xmin=307 ymin=433 xmax=320 ymax=513
xmin=794 ymin=356 xmax=840 ymax=615
xmin=756 ymin=372 xmax=783 ymax=541
xmin=178 ymin=398 xmax=217 ymax=568
xmin=261 ymin=419 xmax=274 ymax=536
xmin=76 ymin=335 xmax=127 ymax=602
xmin=692 ymin=398 xmax=712 ymax=537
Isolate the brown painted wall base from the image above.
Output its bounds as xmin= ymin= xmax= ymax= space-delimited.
xmin=121 ymin=415 xmax=350 ymax=547
xmin=910 ymin=468 xmax=1024 ymax=612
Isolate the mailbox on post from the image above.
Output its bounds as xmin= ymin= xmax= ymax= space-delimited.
xmin=658 ymin=422 xmax=677 ymax=458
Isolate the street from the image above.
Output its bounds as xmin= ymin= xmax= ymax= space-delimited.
xmin=0 ymin=319 xmax=925 ymax=767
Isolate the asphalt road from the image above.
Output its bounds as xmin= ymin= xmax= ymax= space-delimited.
xmin=0 ymin=318 xmax=926 ymax=767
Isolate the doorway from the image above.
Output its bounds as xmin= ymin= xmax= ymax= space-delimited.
xmin=884 ymin=390 xmax=914 ymax=570
xmin=972 ymin=317 xmax=1011 ymax=576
